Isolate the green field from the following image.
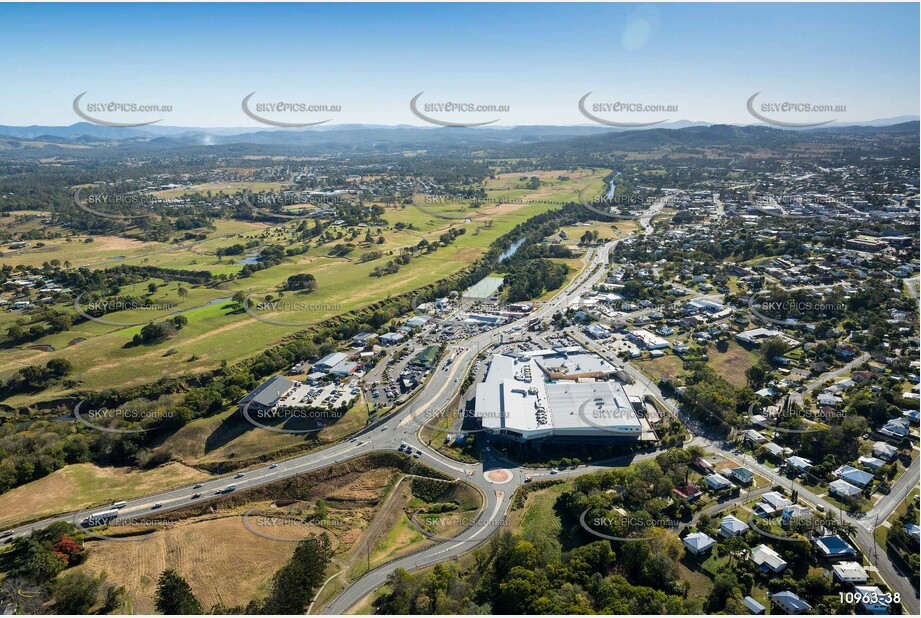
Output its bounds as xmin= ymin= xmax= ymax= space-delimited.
xmin=1 ymin=168 xmax=610 ymax=403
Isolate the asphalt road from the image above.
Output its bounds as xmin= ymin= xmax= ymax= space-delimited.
xmin=6 ymin=197 xmax=917 ymax=614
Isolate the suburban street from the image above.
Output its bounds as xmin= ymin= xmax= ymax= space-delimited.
xmin=4 ymin=196 xmax=917 ymax=615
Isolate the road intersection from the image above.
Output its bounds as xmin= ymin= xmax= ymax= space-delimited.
xmin=4 ymin=198 xmax=917 ymax=614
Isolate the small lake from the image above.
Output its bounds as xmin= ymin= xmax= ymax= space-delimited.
xmin=239 ymin=255 xmax=262 ymax=265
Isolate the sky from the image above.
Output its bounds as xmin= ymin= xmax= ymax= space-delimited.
xmin=0 ymin=2 xmax=918 ymax=128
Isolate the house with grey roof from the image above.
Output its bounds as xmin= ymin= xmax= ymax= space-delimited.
xmin=770 ymin=591 xmax=811 ymax=614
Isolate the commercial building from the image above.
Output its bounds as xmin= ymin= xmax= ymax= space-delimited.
xmin=238 ymin=375 xmax=296 ymax=412
xmin=315 ymin=352 xmax=349 ymax=371
xmin=473 ymin=352 xmax=652 ymax=446
xmin=627 ymin=329 xmax=670 ymax=350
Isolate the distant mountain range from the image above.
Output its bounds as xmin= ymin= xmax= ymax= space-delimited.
xmin=0 ymin=119 xmax=916 ymax=158
xmin=0 ymin=116 xmax=916 ymax=142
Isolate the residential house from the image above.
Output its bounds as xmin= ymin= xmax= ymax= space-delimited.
xmin=829 ymin=479 xmax=862 ymax=501
xmin=857 ymin=455 xmax=886 ymax=472
xmin=770 ymin=591 xmax=812 ymax=615
xmin=673 ymin=483 xmax=702 ymax=501
xmin=834 ymin=465 xmax=874 ymax=488
xmin=743 ymin=596 xmax=766 ymax=615
xmin=813 ymin=534 xmax=858 ymax=560
xmin=751 ymin=544 xmax=788 ymax=575
xmin=872 ymin=441 xmax=898 ymax=461
xmin=832 ymin=561 xmax=869 ymax=584
xmin=786 ymin=456 xmax=813 ymax=475
xmin=682 ymin=531 xmax=716 ymax=555
xmin=754 ymin=491 xmax=792 ymax=517
xmin=719 ymin=515 xmax=750 ymax=538
xmin=705 ymin=474 xmax=733 ymax=491
xmin=727 ymin=466 xmax=755 ymax=485
xmin=781 ymin=504 xmax=812 ymax=525
xmin=854 ymin=586 xmax=891 ymax=615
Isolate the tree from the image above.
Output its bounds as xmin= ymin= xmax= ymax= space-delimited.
xmin=155 ymin=569 xmax=202 ymax=615
xmin=52 ymin=571 xmax=102 ymax=614
xmin=231 ymin=291 xmax=247 ymax=309
xmin=284 ymin=273 xmax=317 ymax=292
xmin=760 ymin=337 xmax=789 ymax=364
xmin=259 ymin=534 xmax=333 ymax=614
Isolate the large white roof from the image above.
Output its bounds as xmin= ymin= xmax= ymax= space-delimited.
xmin=475 ymin=353 xmax=642 ymax=438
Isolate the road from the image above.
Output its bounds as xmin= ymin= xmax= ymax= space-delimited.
xmin=624 ymin=375 xmax=920 ymax=614
xmin=3 ymin=218 xmax=624 ymax=608
xmin=5 ymin=194 xmax=917 ymax=614
xmin=788 ymin=352 xmax=871 ymax=406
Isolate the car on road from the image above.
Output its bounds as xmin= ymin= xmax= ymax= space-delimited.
xmin=0 ymin=530 xmax=12 ymax=538
xmin=193 ymin=483 xmax=203 ymax=489
xmin=151 ymin=503 xmax=162 ymax=509
xmin=549 ymin=468 xmax=559 ymax=475
xmin=413 ymin=452 xmax=421 ymax=458
xmin=234 ymin=472 xmax=245 ymax=478
xmin=191 ymin=493 xmax=201 ymax=499
xmin=112 ymin=501 xmax=127 ymax=509
xmin=268 ymin=463 xmax=278 ymax=469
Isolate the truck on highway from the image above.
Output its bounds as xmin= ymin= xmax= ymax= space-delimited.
xmin=81 ymin=509 xmax=119 ymax=527
xmin=216 ymin=484 xmax=237 ymax=494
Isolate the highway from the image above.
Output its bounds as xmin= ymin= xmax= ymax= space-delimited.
xmin=4 ymin=195 xmax=917 ymax=614
xmin=2 ymin=211 xmax=625 ymax=607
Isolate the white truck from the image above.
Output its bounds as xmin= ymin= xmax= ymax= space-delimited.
xmin=82 ymin=509 xmax=119 ymax=527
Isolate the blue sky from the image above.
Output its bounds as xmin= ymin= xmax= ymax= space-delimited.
xmin=0 ymin=2 xmax=917 ymax=127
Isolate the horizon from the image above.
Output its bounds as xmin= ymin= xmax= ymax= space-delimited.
xmin=0 ymin=2 xmax=918 ymax=128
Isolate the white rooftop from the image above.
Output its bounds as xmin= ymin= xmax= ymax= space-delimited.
xmin=475 ymin=353 xmax=642 ymax=439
